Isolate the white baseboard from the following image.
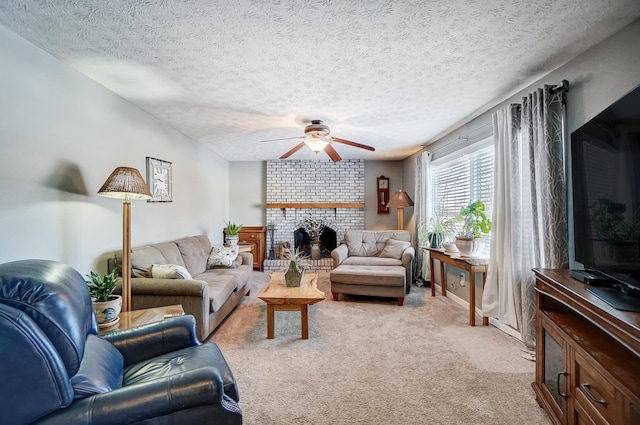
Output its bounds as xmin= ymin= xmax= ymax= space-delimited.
xmin=433 ymin=283 xmax=522 ymax=341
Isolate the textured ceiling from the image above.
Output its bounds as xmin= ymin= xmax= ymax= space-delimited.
xmin=1 ymin=1 xmax=640 ymax=161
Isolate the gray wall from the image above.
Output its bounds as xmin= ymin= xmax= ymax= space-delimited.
xmin=0 ymin=25 xmax=230 ymax=275
xmin=229 ymin=161 xmax=265 ymax=227
xmin=405 ymin=19 xmax=640 ymax=303
xmin=364 ymin=160 xmax=405 ymax=230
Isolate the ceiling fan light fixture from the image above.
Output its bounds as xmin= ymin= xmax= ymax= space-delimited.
xmin=304 ymin=137 xmax=329 ymax=153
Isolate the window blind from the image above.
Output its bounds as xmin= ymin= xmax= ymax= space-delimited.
xmin=431 ymin=145 xmax=494 ymax=234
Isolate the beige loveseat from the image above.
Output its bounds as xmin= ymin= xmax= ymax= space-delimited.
xmin=108 ymin=235 xmax=252 ymax=340
xmin=330 ymin=230 xmax=415 ymax=306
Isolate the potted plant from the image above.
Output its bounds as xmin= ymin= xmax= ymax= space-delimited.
xmin=418 ymin=215 xmax=455 ymax=250
xmin=455 ymin=200 xmax=492 ymax=257
xmin=86 ymin=270 xmax=122 ymax=326
xmin=225 ymin=221 xmax=243 ymax=246
xmin=283 ymin=248 xmax=305 ymax=287
xmin=298 ymin=217 xmax=326 ymax=260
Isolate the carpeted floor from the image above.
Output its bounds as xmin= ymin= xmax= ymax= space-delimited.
xmin=207 ymin=271 xmax=551 ymax=425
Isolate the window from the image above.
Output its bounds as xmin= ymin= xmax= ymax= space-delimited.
xmin=431 ymin=143 xmax=494 ymax=235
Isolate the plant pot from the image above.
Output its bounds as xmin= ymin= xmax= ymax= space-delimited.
xmin=92 ymin=295 xmax=122 ymax=326
xmin=284 ymin=261 xmax=304 ymax=287
xmin=454 ymin=236 xmax=485 ymax=257
xmin=310 ymin=241 xmax=321 ymax=260
xmin=428 ymin=232 xmax=444 ymax=249
xmin=225 ymin=235 xmax=239 ymax=246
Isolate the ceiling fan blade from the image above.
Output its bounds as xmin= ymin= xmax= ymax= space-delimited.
xmin=324 ymin=144 xmax=342 ymax=162
xmin=280 ymin=142 xmax=306 ymax=159
xmin=259 ymin=136 xmax=304 ymax=143
xmin=331 ymin=137 xmax=375 ymax=151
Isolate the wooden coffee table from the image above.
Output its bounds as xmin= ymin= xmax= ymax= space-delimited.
xmin=258 ymin=272 xmax=325 ymax=339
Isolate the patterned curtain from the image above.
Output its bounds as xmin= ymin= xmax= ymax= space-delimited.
xmin=413 ymin=151 xmax=432 ymax=282
xmin=483 ymin=84 xmax=568 ymax=352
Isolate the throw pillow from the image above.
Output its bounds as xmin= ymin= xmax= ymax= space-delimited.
xmin=379 ymin=239 xmax=411 ymax=259
xmin=207 ymin=246 xmax=239 ymax=268
xmin=151 ymin=264 xmax=193 ymax=279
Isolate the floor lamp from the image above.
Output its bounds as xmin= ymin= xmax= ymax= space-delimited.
xmin=98 ymin=167 xmax=152 ymax=312
xmin=387 ymin=190 xmax=414 ymax=230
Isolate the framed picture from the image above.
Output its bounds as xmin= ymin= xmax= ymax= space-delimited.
xmin=146 ymin=157 xmax=172 ymax=202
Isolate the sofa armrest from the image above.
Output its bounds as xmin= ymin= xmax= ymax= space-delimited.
xmin=238 ymin=251 xmax=253 ymax=267
xmin=122 ymin=277 xmax=208 ymax=297
xmin=402 ymin=246 xmax=416 ymax=293
xmin=331 ymin=244 xmax=348 ymax=267
xmin=101 ymin=315 xmax=200 ymax=366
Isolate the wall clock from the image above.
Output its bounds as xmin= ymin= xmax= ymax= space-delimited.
xmin=146 ymin=157 xmax=173 ymax=202
xmin=377 ymin=175 xmax=390 ymax=214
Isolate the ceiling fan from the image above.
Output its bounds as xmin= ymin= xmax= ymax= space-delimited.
xmin=259 ymin=120 xmax=375 ymax=162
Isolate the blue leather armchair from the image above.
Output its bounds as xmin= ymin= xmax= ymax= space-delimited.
xmin=0 ymin=259 xmax=242 ymax=425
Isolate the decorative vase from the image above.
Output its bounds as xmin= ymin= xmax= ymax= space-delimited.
xmin=454 ymin=236 xmax=485 ymax=257
xmin=92 ymin=295 xmax=122 ymax=327
xmin=310 ymin=241 xmax=321 ymax=260
xmin=225 ymin=234 xmax=239 ymax=246
xmin=284 ymin=261 xmax=303 ymax=287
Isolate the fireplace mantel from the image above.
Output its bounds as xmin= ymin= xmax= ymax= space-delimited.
xmin=266 ymin=203 xmax=364 ymax=209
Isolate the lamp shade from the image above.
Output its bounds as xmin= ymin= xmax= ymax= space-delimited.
xmin=304 ymin=137 xmax=329 ymax=153
xmin=387 ymin=190 xmax=414 ymax=208
xmin=97 ymin=167 xmax=152 ymax=200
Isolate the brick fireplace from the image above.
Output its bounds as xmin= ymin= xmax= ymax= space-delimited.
xmin=263 ymin=159 xmax=365 ymax=271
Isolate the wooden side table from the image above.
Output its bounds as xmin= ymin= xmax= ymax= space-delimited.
xmin=428 ymin=248 xmax=489 ymax=326
xmin=99 ymin=304 xmax=185 ymax=334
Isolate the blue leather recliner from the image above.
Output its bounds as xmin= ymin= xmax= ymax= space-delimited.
xmin=0 ymin=259 xmax=242 ymax=425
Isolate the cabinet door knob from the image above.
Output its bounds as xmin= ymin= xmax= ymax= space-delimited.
xmin=580 ymin=383 xmax=607 ymax=405
xmin=557 ymin=371 xmax=568 ymax=397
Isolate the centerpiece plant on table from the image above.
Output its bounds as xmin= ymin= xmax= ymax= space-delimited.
xmin=283 ymin=248 xmax=306 ymax=287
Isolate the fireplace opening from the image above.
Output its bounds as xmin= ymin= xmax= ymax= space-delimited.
xmin=294 ymin=226 xmax=337 ymax=258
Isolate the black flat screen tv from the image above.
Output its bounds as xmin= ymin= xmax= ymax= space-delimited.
xmin=571 ymin=84 xmax=640 ymax=310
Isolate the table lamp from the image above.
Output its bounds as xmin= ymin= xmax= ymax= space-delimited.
xmin=387 ymin=190 xmax=414 ymax=230
xmin=98 ymin=167 xmax=152 ymax=311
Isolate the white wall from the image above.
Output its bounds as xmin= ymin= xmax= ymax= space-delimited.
xmin=0 ymin=25 xmax=230 ymax=275
xmin=229 ymin=161 xmax=265 ymax=226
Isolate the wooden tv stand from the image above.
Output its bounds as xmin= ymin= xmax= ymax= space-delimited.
xmin=533 ymin=269 xmax=640 ymax=425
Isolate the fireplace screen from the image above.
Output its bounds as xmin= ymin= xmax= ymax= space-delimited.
xmin=294 ymin=226 xmax=337 ymax=258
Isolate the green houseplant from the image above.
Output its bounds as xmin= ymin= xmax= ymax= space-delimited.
xmin=454 ymin=200 xmax=492 ymax=257
xmin=86 ymin=270 xmax=122 ymax=326
xmin=225 ymin=221 xmax=243 ymax=246
xmin=418 ymin=216 xmax=456 ymax=249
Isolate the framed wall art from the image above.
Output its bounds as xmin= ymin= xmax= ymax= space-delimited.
xmin=146 ymin=157 xmax=173 ymax=202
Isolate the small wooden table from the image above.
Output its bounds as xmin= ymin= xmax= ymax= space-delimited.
xmin=429 ymin=248 xmax=489 ymax=326
xmin=99 ymin=304 xmax=185 ymax=334
xmin=258 ymin=272 xmax=325 ymax=339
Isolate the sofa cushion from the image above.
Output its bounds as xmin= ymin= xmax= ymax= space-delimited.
xmin=343 ymin=256 xmax=403 ymax=267
xmin=344 ymin=230 xmax=412 ymax=257
xmin=379 ymin=239 xmax=411 ymax=259
xmin=70 ymin=335 xmax=123 ymax=400
xmin=205 ymin=277 xmax=236 ymax=312
xmin=174 ymin=235 xmax=212 ymax=277
xmin=207 ymin=246 xmax=239 ymax=268
xmin=151 ymin=264 xmax=193 ymax=280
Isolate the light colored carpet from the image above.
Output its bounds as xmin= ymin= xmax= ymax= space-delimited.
xmin=208 ymin=271 xmax=551 ymax=425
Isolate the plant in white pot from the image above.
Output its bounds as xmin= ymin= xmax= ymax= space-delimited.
xmin=224 ymin=221 xmax=243 ymax=246
xmin=455 ymin=200 xmax=492 ymax=257
xmin=86 ymin=270 xmax=122 ymax=327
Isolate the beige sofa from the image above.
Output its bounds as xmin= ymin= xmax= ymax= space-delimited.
xmin=108 ymin=235 xmax=252 ymax=340
xmin=330 ymin=230 xmax=415 ymax=306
